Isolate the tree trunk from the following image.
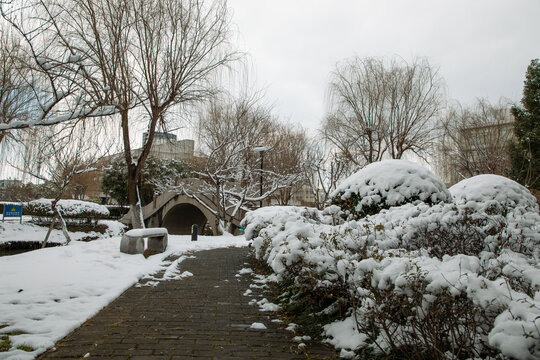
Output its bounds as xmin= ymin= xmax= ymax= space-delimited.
xmin=42 ymin=195 xmax=71 ymax=247
xmin=56 ymin=208 xmax=72 ymax=244
xmin=209 ymin=182 xmax=222 ymax=236
xmin=128 ymin=170 xmax=145 ymax=229
xmin=41 ymin=214 xmax=58 ymax=248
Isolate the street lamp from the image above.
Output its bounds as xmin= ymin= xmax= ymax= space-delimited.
xmin=253 ymin=146 xmax=271 ymax=208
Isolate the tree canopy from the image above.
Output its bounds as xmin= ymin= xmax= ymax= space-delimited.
xmin=102 ymin=156 xmax=188 ymax=206
xmin=509 ymin=59 xmax=540 ymax=191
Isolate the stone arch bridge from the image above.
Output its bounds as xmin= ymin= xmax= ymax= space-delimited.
xmin=121 ymin=179 xmax=247 ymax=235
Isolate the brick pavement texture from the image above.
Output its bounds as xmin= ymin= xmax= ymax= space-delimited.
xmin=38 ymin=247 xmax=337 ymax=359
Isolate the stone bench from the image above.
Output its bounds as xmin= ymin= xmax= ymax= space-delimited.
xmin=120 ymin=227 xmax=168 ymax=254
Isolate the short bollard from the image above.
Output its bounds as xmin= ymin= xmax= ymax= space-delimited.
xmin=191 ymin=224 xmax=198 ymax=241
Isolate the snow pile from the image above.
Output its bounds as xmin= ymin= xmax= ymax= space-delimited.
xmin=450 ymin=174 xmax=539 ymax=211
xmin=0 ymin=233 xmax=247 ymax=359
xmin=98 ymin=220 xmax=127 ymax=237
xmin=242 ymin=169 xmax=540 ymax=359
xmin=27 ymin=199 xmax=110 ymax=219
xmin=331 ymin=160 xmax=451 ymax=218
xmin=249 ymin=322 xmax=267 ymax=330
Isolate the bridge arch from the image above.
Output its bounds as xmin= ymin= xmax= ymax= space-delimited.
xmin=162 ymin=203 xmax=207 ymax=235
xmin=129 ymin=182 xmax=246 ymax=235
xmin=158 ymin=195 xmax=218 ymax=235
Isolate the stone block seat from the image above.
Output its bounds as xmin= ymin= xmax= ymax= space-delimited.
xmin=120 ymin=227 xmax=168 ymax=254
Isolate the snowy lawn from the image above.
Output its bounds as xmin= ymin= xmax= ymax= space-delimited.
xmin=0 ymin=231 xmax=247 ymax=359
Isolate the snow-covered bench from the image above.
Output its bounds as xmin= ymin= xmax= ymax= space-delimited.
xmin=120 ymin=227 xmax=168 ymax=255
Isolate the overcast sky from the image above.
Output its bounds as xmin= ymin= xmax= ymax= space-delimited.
xmin=227 ymin=0 xmax=540 ymax=132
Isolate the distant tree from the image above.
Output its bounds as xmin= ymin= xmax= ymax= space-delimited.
xmin=265 ymin=124 xmax=308 ymax=206
xmin=102 ymin=156 xmax=188 ymax=207
xmin=323 ymin=56 xmax=443 ymax=167
xmin=196 ymin=93 xmax=304 ymax=233
xmin=509 ymin=59 xmax=540 ymax=192
xmin=439 ymin=99 xmax=514 ymax=184
xmin=101 ymin=158 xmax=129 ymax=207
xmin=302 ymin=139 xmax=353 ymax=210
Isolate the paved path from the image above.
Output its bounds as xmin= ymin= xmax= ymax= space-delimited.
xmin=38 ymin=247 xmax=336 ymax=359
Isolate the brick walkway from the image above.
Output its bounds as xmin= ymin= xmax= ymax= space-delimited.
xmin=38 ymin=247 xmax=337 ymax=359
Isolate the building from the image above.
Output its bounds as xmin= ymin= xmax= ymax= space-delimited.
xmin=437 ymin=114 xmax=514 ymax=186
xmin=136 ymin=132 xmax=195 ymax=162
xmin=0 ymin=179 xmax=22 ymax=190
xmin=77 ymin=133 xmax=197 ymax=203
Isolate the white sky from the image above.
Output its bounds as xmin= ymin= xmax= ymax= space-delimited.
xmin=227 ymin=0 xmax=540 ymax=132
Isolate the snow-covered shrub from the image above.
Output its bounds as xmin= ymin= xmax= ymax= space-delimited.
xmin=241 ymin=180 xmax=540 ymax=359
xmin=242 ymin=206 xmax=326 ymax=260
xmin=243 ymin=206 xmax=360 ymax=332
xmin=450 ymin=174 xmax=539 ymax=212
xmin=322 ymin=205 xmax=345 ymax=226
xmin=26 ymin=199 xmax=110 ymax=220
xmin=350 ymin=268 xmax=499 ymax=359
xmin=338 ymin=252 xmax=540 ymax=359
xmin=401 ymin=201 xmax=540 ymax=258
xmin=330 ymin=160 xmax=451 ymax=219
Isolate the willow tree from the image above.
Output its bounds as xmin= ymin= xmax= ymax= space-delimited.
xmin=2 ymin=0 xmax=238 ymax=228
xmin=323 ymin=56 xmax=443 ymax=167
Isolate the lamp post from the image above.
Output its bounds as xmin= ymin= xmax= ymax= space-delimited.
xmin=253 ymin=146 xmax=271 ymax=208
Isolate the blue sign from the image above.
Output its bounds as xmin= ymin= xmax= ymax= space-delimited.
xmin=3 ymin=205 xmax=22 ymax=217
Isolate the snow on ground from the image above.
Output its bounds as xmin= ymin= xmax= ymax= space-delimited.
xmin=323 ymin=314 xmax=368 ymax=351
xmin=249 ymin=322 xmax=267 ymax=330
xmin=0 ymin=227 xmax=247 ymax=359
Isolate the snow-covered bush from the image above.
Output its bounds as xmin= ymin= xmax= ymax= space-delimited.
xmin=242 ymin=176 xmax=540 ymax=359
xmin=330 ymin=160 xmax=451 ymax=219
xmin=402 ymin=201 xmax=540 ymax=258
xmin=26 ymin=199 xmax=110 ymax=220
xmin=450 ymin=174 xmax=539 ymax=212
xmin=242 ymin=206 xmax=332 ymax=273
xmin=337 ymin=252 xmax=540 ymax=359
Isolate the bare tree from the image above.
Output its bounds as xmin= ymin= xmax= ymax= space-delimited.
xmin=302 ymin=139 xmax=353 ymax=210
xmin=438 ymin=98 xmax=514 ymax=184
xmin=323 ymin=56 xmax=443 ymax=167
xmin=0 ymin=1 xmax=117 ymax=133
xmin=0 ymin=28 xmax=32 ymax=146
xmin=265 ymin=123 xmax=308 ymax=206
xmin=10 ymin=121 xmax=107 ymax=247
xmin=196 ymin=93 xmax=270 ymax=233
xmin=196 ymin=93 xmax=304 ymax=233
xmin=385 ymin=58 xmax=443 ymax=159
xmin=3 ymin=0 xmax=238 ymax=228
xmin=323 ymin=57 xmax=387 ymax=167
